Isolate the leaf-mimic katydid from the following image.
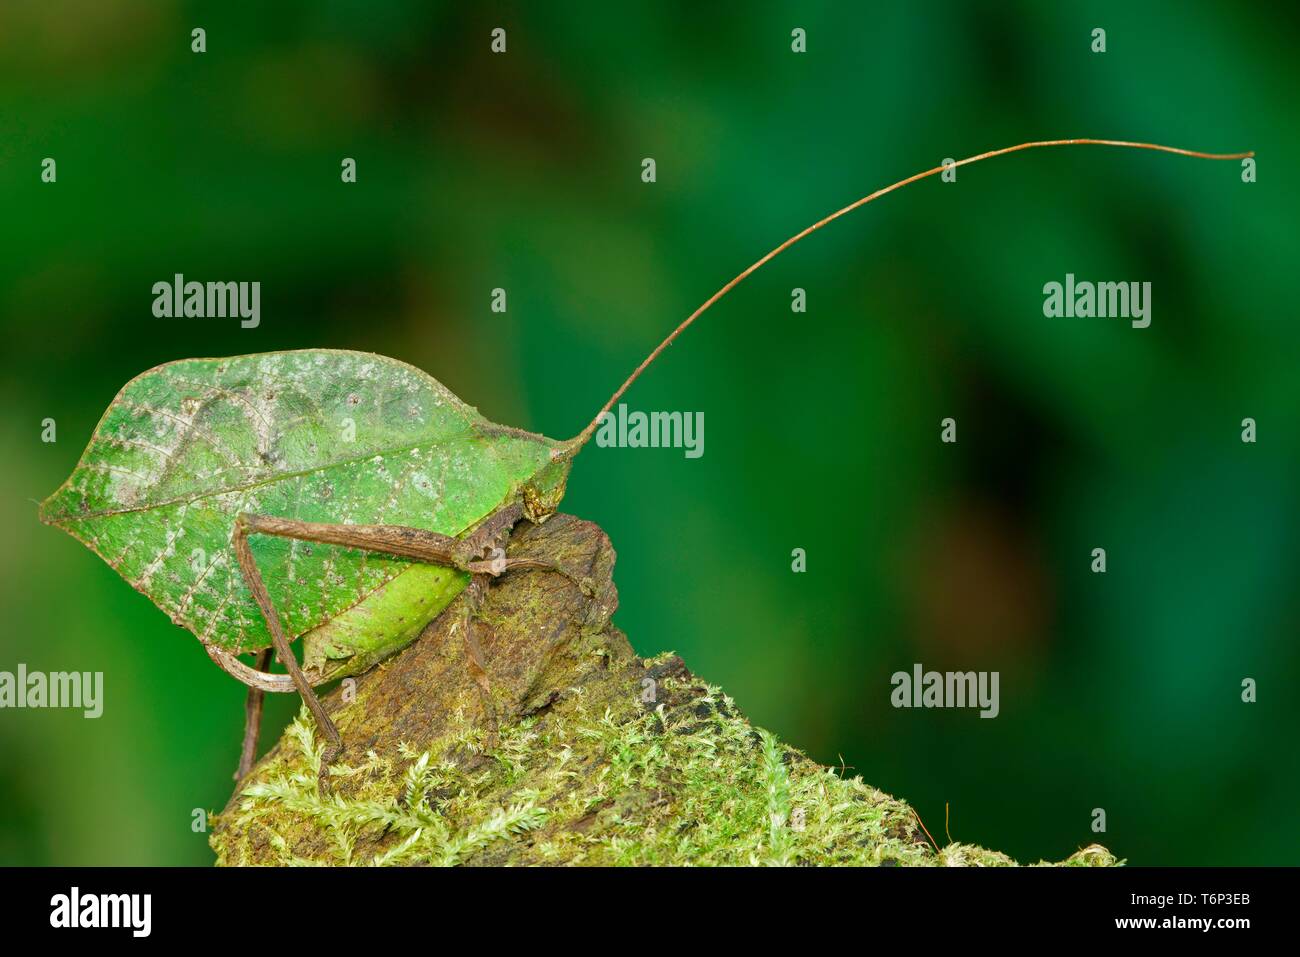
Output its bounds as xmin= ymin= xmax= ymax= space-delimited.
xmin=40 ymin=138 xmax=1252 ymax=781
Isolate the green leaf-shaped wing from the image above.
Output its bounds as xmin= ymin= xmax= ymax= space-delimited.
xmin=41 ymin=349 xmax=559 ymax=654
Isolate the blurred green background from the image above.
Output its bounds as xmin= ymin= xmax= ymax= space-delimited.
xmin=1 ymin=1 xmax=1296 ymax=866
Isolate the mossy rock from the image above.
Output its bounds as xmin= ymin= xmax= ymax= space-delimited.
xmin=210 ymin=514 xmax=1117 ymax=867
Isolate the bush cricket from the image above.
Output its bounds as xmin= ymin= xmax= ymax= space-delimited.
xmin=40 ymin=138 xmax=1252 ymax=781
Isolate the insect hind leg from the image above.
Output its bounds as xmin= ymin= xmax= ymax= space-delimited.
xmin=225 ymin=508 xmax=505 ymax=784
xmin=222 ymin=507 xmax=576 ymax=779
xmin=232 ymin=513 xmax=345 ymax=788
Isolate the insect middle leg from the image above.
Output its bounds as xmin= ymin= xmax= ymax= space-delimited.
xmin=462 ymin=503 xmax=595 ymax=593
xmin=232 ymin=516 xmax=348 ymax=784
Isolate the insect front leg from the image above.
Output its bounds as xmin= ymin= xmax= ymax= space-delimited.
xmin=458 ymin=502 xmax=525 ymax=575
xmin=500 ymin=556 xmax=597 ymax=596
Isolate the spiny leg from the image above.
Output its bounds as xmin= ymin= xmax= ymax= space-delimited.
xmin=235 ymin=648 xmax=273 ymax=780
xmin=460 ymin=502 xmax=524 ymax=556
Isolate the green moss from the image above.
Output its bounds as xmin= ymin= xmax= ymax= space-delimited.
xmin=212 ymin=662 xmax=1118 ymax=867
xmin=212 ymin=516 xmax=1117 ymax=867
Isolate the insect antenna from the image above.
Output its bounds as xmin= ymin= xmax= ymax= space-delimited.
xmin=558 ymin=137 xmax=1252 ymax=457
